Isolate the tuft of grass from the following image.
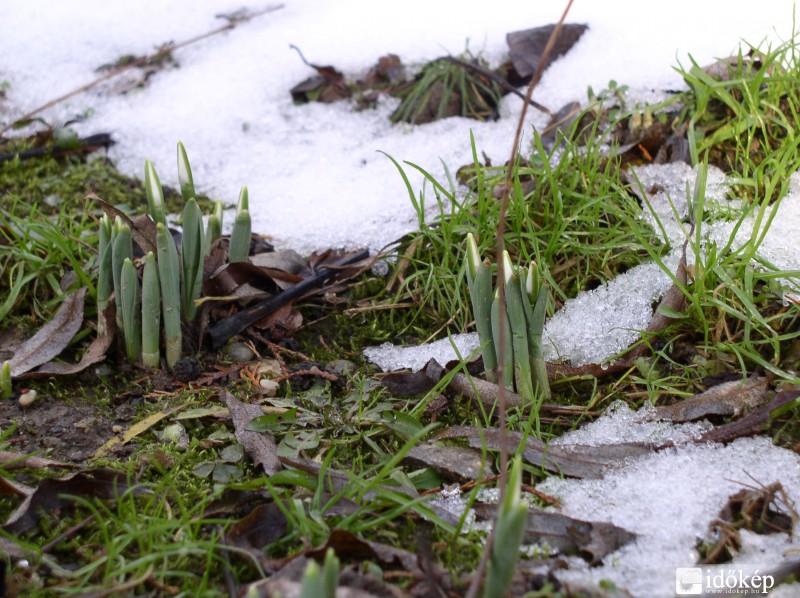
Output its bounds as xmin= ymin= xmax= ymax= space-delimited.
xmin=386 ymin=117 xmax=662 ymax=332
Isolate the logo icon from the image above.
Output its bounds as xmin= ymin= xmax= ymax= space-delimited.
xmin=676 ymin=567 xmax=703 ymax=595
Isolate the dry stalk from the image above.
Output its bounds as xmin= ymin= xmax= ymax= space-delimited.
xmin=465 ymin=2 xmax=575 ymax=596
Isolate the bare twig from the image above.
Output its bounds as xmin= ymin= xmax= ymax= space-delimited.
xmin=0 ymin=4 xmax=285 ymax=137
xmin=466 ymin=3 xmax=574 ymax=597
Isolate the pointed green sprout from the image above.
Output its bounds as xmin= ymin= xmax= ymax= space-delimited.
xmin=484 ymin=455 xmax=528 ymax=598
xmin=206 ymin=199 xmax=223 ymax=247
xmin=300 ymin=548 xmax=339 ymax=598
xmin=181 ymin=198 xmax=204 ymax=321
xmin=1 ymin=361 xmax=11 ymax=399
xmin=228 ymin=186 xmax=251 ymax=263
xmin=111 ymin=218 xmax=133 ymax=331
xmin=97 ymin=213 xmax=113 ymax=332
xmin=176 ymin=141 xmax=195 ymax=201
xmin=503 ymin=251 xmax=534 ymax=406
xmin=521 ymin=261 xmax=551 ymax=402
xmin=491 ymin=287 xmax=515 ymax=391
xmin=156 ymin=223 xmax=182 ymax=369
xmin=465 ymin=233 xmax=497 ymax=381
xmin=144 ymin=160 xmax=167 ymax=226
xmin=141 ymin=252 xmax=161 ymax=368
xmin=120 ymin=258 xmax=142 ymax=362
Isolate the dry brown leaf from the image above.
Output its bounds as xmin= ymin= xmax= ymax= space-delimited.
xmin=3 ymin=468 xmax=141 ymax=534
xmin=223 ymin=391 xmax=281 ymax=475
xmin=403 ymin=443 xmax=493 ymax=483
xmin=22 ymin=305 xmax=115 ymax=378
xmin=437 ymin=425 xmax=650 ymax=479
xmin=8 ymin=288 xmax=86 ymax=378
xmin=650 ymin=375 xmax=770 ymax=422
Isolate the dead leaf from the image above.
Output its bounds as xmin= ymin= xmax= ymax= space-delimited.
xmin=289 ymin=45 xmax=351 ymax=103
xmin=307 ymin=529 xmax=421 ymax=572
xmin=223 ymin=391 xmax=281 ymax=475
xmin=9 ymin=288 xmax=86 ymax=378
xmin=21 ymin=305 xmax=115 ymax=378
xmin=0 ymin=450 xmax=74 ymax=471
xmin=649 ymin=375 xmax=770 ymax=422
xmin=0 ymin=476 xmax=34 ymax=497
xmin=90 ymin=193 xmax=157 ymax=257
xmin=523 ymin=510 xmax=636 ymax=564
xmin=506 ymin=24 xmax=588 ymax=81
xmin=3 ymin=468 xmax=141 ymax=534
xmin=436 ymin=426 xmax=649 ymax=479
xmin=225 ymin=502 xmax=288 ymax=561
xmin=403 ymin=443 xmax=492 ymax=483
xmin=686 ymin=389 xmax=800 ymax=446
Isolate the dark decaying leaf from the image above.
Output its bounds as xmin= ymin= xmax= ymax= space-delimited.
xmin=472 ymin=503 xmax=637 ymax=564
xmin=8 ymin=287 xmax=86 ymax=378
xmin=701 ymin=481 xmax=795 ymax=564
xmin=506 ymin=24 xmax=589 ymax=80
xmin=683 ymin=389 xmax=800 ymax=446
xmin=524 ymin=510 xmax=636 ymax=564
xmin=650 ymin=375 xmax=769 ymax=422
xmin=90 ymin=193 xmax=157 ymax=257
xmin=436 ymin=426 xmax=649 ymax=479
xmin=289 ymin=45 xmax=351 ymax=103
xmin=225 ymin=502 xmax=288 ymax=559
xmin=3 ymin=468 xmax=140 ymax=534
xmin=222 ymin=391 xmax=281 ymax=476
xmin=403 ymin=443 xmax=492 ymax=483
xmin=307 ymin=529 xmax=422 ymax=573
xmin=381 ymin=367 xmax=436 ymax=396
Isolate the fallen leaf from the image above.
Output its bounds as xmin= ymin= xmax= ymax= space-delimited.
xmin=403 ymin=443 xmax=493 ymax=483
xmin=506 ymin=24 xmax=588 ymax=80
xmin=289 ymin=45 xmax=350 ymax=103
xmin=3 ymin=468 xmax=141 ymax=534
xmin=523 ymin=509 xmax=636 ymax=564
xmin=684 ymin=389 xmax=800 ymax=446
xmin=225 ymin=502 xmax=288 ymax=560
xmin=21 ymin=305 xmax=115 ymax=378
xmin=223 ymin=391 xmax=281 ymax=475
xmin=649 ymin=375 xmax=770 ymax=422
xmin=8 ymin=288 xmax=86 ymax=378
xmin=436 ymin=426 xmax=650 ymax=479
xmin=0 ymin=450 xmax=74 ymax=471
xmin=90 ymin=193 xmax=157 ymax=257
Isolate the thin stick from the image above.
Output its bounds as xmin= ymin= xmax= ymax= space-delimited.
xmin=465 ymin=3 xmax=575 ymax=597
xmin=0 ymin=4 xmax=284 ymax=137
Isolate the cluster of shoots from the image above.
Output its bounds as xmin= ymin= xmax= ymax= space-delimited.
xmin=298 ymin=548 xmax=340 ymax=598
xmin=97 ymin=142 xmax=252 ymax=369
xmin=465 ymin=233 xmax=551 ymax=405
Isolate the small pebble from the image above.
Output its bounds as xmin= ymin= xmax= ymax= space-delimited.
xmin=228 ymin=342 xmax=255 ymax=362
xmin=256 ymin=359 xmax=281 ymax=378
xmin=18 ymin=389 xmax=37 ymax=407
xmin=259 ymin=379 xmax=279 ymax=397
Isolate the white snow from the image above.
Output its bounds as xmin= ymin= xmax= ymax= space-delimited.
xmin=3 ymin=2 xmax=800 ymax=596
xmin=538 ymin=408 xmax=800 ymax=598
